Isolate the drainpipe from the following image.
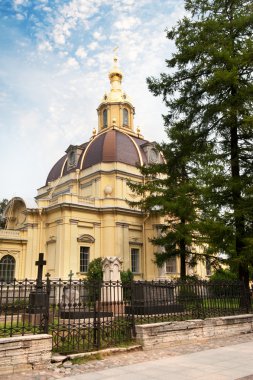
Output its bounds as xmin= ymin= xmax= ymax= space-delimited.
xmin=142 ymin=213 xmax=150 ymax=280
xmin=38 ymin=208 xmax=43 ymax=253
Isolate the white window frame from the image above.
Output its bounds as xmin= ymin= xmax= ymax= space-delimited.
xmin=165 ymin=257 xmax=177 ymax=274
xmin=131 ymin=248 xmax=140 ymax=273
xmin=80 ymin=246 xmax=90 ymax=273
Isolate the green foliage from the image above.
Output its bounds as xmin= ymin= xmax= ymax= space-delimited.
xmin=128 ymin=124 xmax=211 ymax=277
xmin=86 ymin=258 xmax=103 ymax=283
xmin=177 ymin=286 xmax=199 ymax=304
xmin=209 ymin=268 xmax=238 ymax=297
xmin=129 ymin=0 xmax=253 ymax=285
xmin=71 ymin=353 xmax=102 ymax=364
xmin=0 ymin=298 xmax=29 ymax=314
xmin=86 ymin=258 xmax=103 ymax=302
xmin=120 ymin=269 xmax=133 ymax=301
xmin=210 ymin=269 xmax=237 ymax=282
xmin=120 ymin=269 xmax=134 ymax=283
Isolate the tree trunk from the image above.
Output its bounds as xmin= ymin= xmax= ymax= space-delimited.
xmin=230 ymin=113 xmax=248 ymax=289
xmin=179 ymin=237 xmax=186 ymax=278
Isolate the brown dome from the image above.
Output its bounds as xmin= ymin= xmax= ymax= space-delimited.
xmin=46 ymin=129 xmax=152 ymax=185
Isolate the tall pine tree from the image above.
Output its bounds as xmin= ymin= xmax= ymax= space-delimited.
xmin=128 ymin=125 xmax=217 ymax=278
xmin=145 ymin=0 xmax=253 ymax=287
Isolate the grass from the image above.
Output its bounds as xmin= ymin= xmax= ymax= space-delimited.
xmin=69 ymin=341 xmax=137 ymax=365
xmin=70 ymin=353 xmax=103 ymax=365
xmin=50 ymin=318 xmax=133 ymax=354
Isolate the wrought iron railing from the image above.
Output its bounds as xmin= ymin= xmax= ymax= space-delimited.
xmin=126 ymin=279 xmax=250 ymax=325
xmin=0 ymin=278 xmax=250 ymax=353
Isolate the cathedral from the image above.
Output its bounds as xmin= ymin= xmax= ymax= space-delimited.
xmin=0 ymin=56 xmax=208 ymax=281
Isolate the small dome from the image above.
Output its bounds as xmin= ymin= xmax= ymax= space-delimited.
xmin=46 ymin=129 xmax=151 ymax=185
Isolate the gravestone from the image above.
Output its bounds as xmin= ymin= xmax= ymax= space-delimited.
xmin=24 ymin=253 xmax=49 ymax=327
xmin=29 ymin=253 xmax=48 ymax=313
xmin=60 ymin=285 xmax=81 ymax=318
xmin=60 ymin=270 xmax=113 ymax=319
xmin=126 ymin=282 xmax=184 ymax=315
xmin=101 ymin=256 xmax=123 ymax=314
xmin=60 ymin=270 xmax=81 ymax=319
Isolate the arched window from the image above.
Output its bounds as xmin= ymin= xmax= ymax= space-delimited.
xmin=0 ymin=255 xmax=15 ymax=282
xmin=103 ymin=109 xmax=107 ymax=128
xmin=123 ymin=108 xmax=129 ymax=126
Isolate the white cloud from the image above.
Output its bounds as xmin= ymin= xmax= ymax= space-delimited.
xmin=88 ymin=41 xmax=99 ymax=51
xmin=48 ymin=0 xmax=103 ymax=50
xmin=38 ymin=41 xmax=53 ymax=52
xmin=16 ymin=13 xmax=25 ymax=20
xmin=65 ymin=57 xmax=79 ymax=69
xmin=0 ymin=0 xmax=187 ymax=200
xmin=86 ymin=57 xmax=96 ymax=67
xmin=53 ymin=27 xmax=66 ymax=45
xmin=114 ymin=16 xmax=141 ymax=30
xmin=14 ymin=0 xmax=27 ymax=5
xmin=93 ymin=31 xmax=105 ymax=41
xmin=75 ymin=47 xmax=87 ymax=58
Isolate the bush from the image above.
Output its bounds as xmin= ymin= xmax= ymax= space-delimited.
xmin=120 ymin=270 xmax=133 ymax=302
xmin=209 ymin=269 xmax=239 ymax=298
xmin=209 ymin=268 xmax=237 ymax=282
xmin=177 ymin=285 xmax=199 ymax=304
xmin=86 ymin=258 xmax=103 ymax=283
xmin=120 ymin=269 xmax=133 ymax=283
xmin=85 ymin=258 xmax=103 ymax=303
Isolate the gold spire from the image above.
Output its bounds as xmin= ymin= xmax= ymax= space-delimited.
xmin=108 ymin=50 xmax=123 ymax=95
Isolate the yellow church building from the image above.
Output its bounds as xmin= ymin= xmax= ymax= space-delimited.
xmin=0 ymin=56 xmax=208 ymax=281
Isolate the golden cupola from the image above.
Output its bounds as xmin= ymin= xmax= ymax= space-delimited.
xmin=97 ymin=54 xmax=136 ymax=136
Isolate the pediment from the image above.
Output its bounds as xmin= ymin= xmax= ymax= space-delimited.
xmin=77 ymin=234 xmax=95 ymax=243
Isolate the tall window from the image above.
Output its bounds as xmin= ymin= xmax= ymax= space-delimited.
xmin=68 ymin=151 xmax=75 ymax=166
xmin=80 ymin=247 xmax=90 ymax=273
xmin=166 ymin=257 xmax=177 ymax=274
xmin=0 ymin=255 xmax=15 ymax=282
xmin=103 ymin=109 xmax=107 ymax=128
xmin=131 ymin=248 xmax=139 ymax=273
xmin=123 ymin=108 xmax=129 ymax=126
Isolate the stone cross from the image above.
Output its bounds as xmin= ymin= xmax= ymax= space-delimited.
xmin=35 ymin=253 xmax=46 ymax=289
xmin=68 ymin=270 xmax=74 ymax=281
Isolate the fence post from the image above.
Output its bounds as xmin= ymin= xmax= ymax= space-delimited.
xmin=130 ymin=281 xmax=136 ymax=337
xmin=43 ymin=273 xmax=51 ymax=334
xmin=93 ymin=280 xmax=101 ymax=350
xmin=241 ymin=282 xmax=251 ymax=313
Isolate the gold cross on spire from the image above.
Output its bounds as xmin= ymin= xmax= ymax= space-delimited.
xmin=113 ymin=46 xmax=119 ymax=65
xmin=113 ymin=46 xmax=119 ymax=54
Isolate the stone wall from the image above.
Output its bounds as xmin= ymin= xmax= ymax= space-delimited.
xmin=0 ymin=334 xmax=52 ymax=375
xmin=136 ymin=314 xmax=253 ymax=349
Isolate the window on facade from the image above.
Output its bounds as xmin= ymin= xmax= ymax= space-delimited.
xmin=131 ymin=248 xmax=139 ymax=273
xmin=103 ymin=109 xmax=107 ymax=128
xmin=166 ymin=257 xmax=177 ymax=274
xmin=68 ymin=151 xmax=75 ymax=166
xmin=0 ymin=255 xmax=15 ymax=282
xmin=206 ymin=257 xmax=211 ymax=276
xmin=80 ymin=247 xmax=90 ymax=273
xmin=123 ymin=108 xmax=129 ymax=126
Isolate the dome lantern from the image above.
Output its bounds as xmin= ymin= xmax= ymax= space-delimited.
xmin=97 ymin=52 xmax=136 ymax=135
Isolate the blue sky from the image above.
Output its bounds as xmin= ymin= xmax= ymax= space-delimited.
xmin=0 ymin=0 xmax=185 ymax=202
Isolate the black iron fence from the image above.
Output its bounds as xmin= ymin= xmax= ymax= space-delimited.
xmin=0 ymin=278 xmax=250 ymax=353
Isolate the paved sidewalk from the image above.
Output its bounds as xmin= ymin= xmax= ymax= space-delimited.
xmin=62 ymin=341 xmax=253 ymax=380
xmin=3 ymin=333 xmax=253 ymax=379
